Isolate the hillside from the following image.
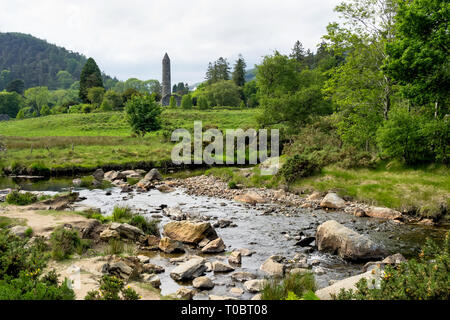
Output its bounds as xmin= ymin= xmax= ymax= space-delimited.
xmin=0 ymin=32 xmax=117 ymax=90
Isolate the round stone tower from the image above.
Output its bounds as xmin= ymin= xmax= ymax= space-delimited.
xmin=161 ymin=53 xmax=171 ymax=106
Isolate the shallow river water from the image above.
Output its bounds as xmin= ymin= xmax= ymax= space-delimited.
xmin=1 ymin=176 xmax=447 ymax=300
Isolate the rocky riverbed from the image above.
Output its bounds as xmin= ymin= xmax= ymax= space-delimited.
xmin=0 ymin=169 xmax=448 ymax=300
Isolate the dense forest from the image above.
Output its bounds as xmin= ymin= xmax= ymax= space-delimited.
xmin=0 ymin=32 xmax=118 ymax=90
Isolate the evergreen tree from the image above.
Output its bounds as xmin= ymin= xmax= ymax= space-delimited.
xmin=290 ymin=41 xmax=305 ymax=63
xmin=232 ymin=55 xmax=247 ymax=87
xmin=79 ymin=58 xmax=104 ymax=103
xmin=181 ymin=94 xmax=193 ymax=109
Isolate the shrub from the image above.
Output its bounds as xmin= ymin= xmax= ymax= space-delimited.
xmin=278 ymin=154 xmax=319 ymax=183
xmin=198 ymin=96 xmax=209 ymax=110
xmin=50 ymin=227 xmax=81 ymax=260
xmin=85 ymin=275 xmax=140 ymax=300
xmin=129 ymin=215 xmax=159 ymax=236
xmin=25 ymin=228 xmax=33 ymax=238
xmin=261 ymin=272 xmax=317 ymax=300
xmin=228 ymin=181 xmax=238 ymax=189
xmin=6 ymin=191 xmax=37 ymax=206
xmin=0 ymin=270 xmax=75 ymax=300
xmin=112 ymin=206 xmax=133 ymax=222
xmin=181 ymin=94 xmax=193 ymax=109
xmin=0 ymin=230 xmax=47 ymax=279
xmin=125 ymin=94 xmax=162 ymax=137
xmin=334 ymin=233 xmax=450 ymax=300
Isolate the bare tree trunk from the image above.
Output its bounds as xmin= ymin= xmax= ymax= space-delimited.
xmin=435 ymin=101 xmax=439 ymax=119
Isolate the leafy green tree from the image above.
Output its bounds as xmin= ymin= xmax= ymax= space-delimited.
xmin=87 ymin=87 xmax=105 ymax=107
xmin=232 ymin=55 xmax=247 ymax=87
xmin=198 ymin=95 xmax=209 ymax=110
xmin=79 ymin=58 xmax=104 ymax=103
xmin=125 ymin=94 xmax=162 ymax=136
xmin=243 ymin=80 xmax=259 ymax=108
xmin=40 ymin=105 xmax=51 ymax=116
xmin=6 ymin=79 xmax=25 ymax=95
xmin=181 ymin=94 xmax=193 ymax=109
xmin=376 ymin=108 xmax=431 ymax=165
xmin=384 ymin=0 xmax=449 ymax=118
xmin=56 ymin=71 xmax=74 ymax=89
xmin=122 ymin=88 xmax=141 ymax=104
xmin=24 ymin=86 xmax=49 ymax=115
xmin=101 ymin=90 xmax=123 ymax=111
xmin=169 ymin=96 xmax=177 ymax=108
xmin=205 ymin=80 xmax=241 ymax=107
xmin=256 ymin=52 xmax=331 ymax=133
xmin=0 ymin=91 xmax=23 ymax=118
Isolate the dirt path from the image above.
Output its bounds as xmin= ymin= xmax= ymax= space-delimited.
xmin=0 ymin=206 xmax=161 ymax=300
xmin=0 ymin=206 xmax=90 ymax=237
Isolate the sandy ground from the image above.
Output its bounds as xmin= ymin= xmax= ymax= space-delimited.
xmin=0 ymin=205 xmax=161 ymax=300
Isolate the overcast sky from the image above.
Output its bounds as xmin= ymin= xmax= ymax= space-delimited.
xmin=0 ymin=0 xmax=342 ymax=85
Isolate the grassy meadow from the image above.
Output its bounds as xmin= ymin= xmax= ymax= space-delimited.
xmin=0 ymin=108 xmax=258 ymax=172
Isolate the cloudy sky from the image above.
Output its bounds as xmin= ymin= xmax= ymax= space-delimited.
xmin=0 ymin=0 xmax=342 ymax=85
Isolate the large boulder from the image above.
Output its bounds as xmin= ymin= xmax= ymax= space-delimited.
xmin=260 ymin=256 xmax=285 ymax=276
xmin=228 ymin=251 xmax=242 ymax=265
xmin=142 ymin=274 xmax=161 ymax=288
xmin=10 ymin=226 xmax=29 ymax=238
xmin=193 ymin=276 xmax=215 ymax=290
xmin=170 ymin=258 xmax=207 ymax=281
xmin=93 ymin=169 xmax=105 ymax=181
xmin=244 ymin=279 xmax=267 ymax=293
xmin=103 ymin=261 xmax=139 ymax=281
xmin=316 ymin=220 xmax=387 ymax=261
xmin=366 ymin=207 xmax=402 ymax=220
xmin=234 ymin=191 xmax=266 ymax=205
xmin=104 ymin=171 xmax=125 ymax=182
xmin=201 ymin=238 xmax=226 ymax=253
xmin=28 ymin=192 xmax=79 ymax=211
xmin=110 ymin=222 xmax=144 ymax=240
xmin=158 ymin=237 xmax=185 ymax=254
xmin=315 ymin=269 xmax=382 ymax=300
xmin=144 ymin=169 xmax=163 ymax=181
xmin=320 ymin=193 xmax=346 ymax=209
xmin=231 ymin=272 xmax=257 ymax=282
xmin=121 ymin=170 xmax=143 ymax=179
xmin=211 ymin=261 xmax=235 ymax=273
xmin=163 ymin=221 xmax=218 ymax=245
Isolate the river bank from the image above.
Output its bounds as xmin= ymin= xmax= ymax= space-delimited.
xmin=0 ymin=168 xmax=448 ymax=300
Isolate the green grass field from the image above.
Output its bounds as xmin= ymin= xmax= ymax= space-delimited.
xmin=0 ymin=109 xmax=258 ymax=172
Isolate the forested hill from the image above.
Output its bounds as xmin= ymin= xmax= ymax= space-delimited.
xmin=0 ymin=32 xmax=117 ymax=90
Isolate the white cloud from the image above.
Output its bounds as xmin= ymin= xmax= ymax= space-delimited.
xmin=0 ymin=0 xmax=341 ymax=84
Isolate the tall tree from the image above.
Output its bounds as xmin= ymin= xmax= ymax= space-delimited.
xmin=384 ymin=0 xmax=449 ymax=118
xmin=6 ymin=79 xmax=25 ymax=95
xmin=290 ymin=41 xmax=305 ymax=63
xmin=232 ymin=55 xmax=247 ymax=87
xmin=205 ymin=58 xmax=231 ymax=84
xmin=79 ymin=58 xmax=104 ymax=103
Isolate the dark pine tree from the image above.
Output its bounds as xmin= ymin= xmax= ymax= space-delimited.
xmin=232 ymin=54 xmax=247 ymax=87
xmin=6 ymin=79 xmax=25 ymax=95
xmin=79 ymin=58 xmax=104 ymax=103
xmin=290 ymin=40 xmax=305 ymax=63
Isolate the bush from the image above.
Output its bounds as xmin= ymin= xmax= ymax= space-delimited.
xmin=129 ymin=215 xmax=159 ymax=236
xmin=0 ymin=230 xmax=47 ymax=279
xmin=198 ymin=96 xmax=209 ymax=110
xmin=85 ymin=275 xmax=140 ymax=300
xmin=125 ymin=94 xmax=162 ymax=137
xmin=261 ymin=272 xmax=317 ymax=300
xmin=106 ymin=239 xmax=124 ymax=255
xmin=228 ymin=181 xmax=238 ymax=189
xmin=334 ymin=233 xmax=450 ymax=300
xmin=112 ymin=206 xmax=133 ymax=222
xmin=181 ymin=94 xmax=193 ymax=109
xmin=49 ymin=227 xmax=81 ymax=260
xmin=279 ymin=154 xmax=319 ymax=183
xmin=6 ymin=191 xmax=37 ymax=206
xmin=376 ymin=108 xmax=435 ymax=165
